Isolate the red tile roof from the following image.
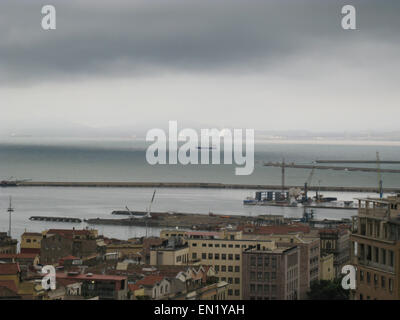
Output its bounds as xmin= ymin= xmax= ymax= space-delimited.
xmin=0 ymin=253 xmax=38 ymax=260
xmin=135 ymin=275 xmax=164 ymax=287
xmin=0 ymin=280 xmax=18 ymax=293
xmin=0 ymin=263 xmax=20 ymax=275
xmin=128 ymin=284 xmax=141 ymax=292
xmin=238 ymin=223 xmax=310 ymax=235
xmin=22 ymin=232 xmax=42 ymax=237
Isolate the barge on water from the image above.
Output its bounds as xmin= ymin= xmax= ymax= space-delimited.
xmin=29 ymin=216 xmax=82 ymax=223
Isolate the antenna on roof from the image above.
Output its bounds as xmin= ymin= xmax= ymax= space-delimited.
xmin=7 ymin=196 xmax=14 ymax=238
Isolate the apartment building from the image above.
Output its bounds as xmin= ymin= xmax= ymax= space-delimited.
xmin=319 ymin=227 xmax=350 ymax=278
xmin=186 ymin=234 xmax=277 ymax=300
xmin=150 ymin=237 xmax=189 ymax=266
xmin=20 ymin=232 xmax=42 ymax=254
xmin=241 ymin=232 xmax=320 ymax=299
xmin=350 ymin=195 xmax=400 ymax=300
xmin=241 ymin=246 xmax=300 ymax=300
xmin=0 ymin=233 xmax=17 ymax=255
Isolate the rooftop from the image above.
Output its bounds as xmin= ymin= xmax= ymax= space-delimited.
xmin=0 ymin=263 xmax=21 ymax=275
xmin=56 ymin=272 xmax=127 ymax=282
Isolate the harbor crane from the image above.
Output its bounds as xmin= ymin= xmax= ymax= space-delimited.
xmin=303 ymin=163 xmax=316 ymax=202
xmin=376 ymin=152 xmax=383 ymax=198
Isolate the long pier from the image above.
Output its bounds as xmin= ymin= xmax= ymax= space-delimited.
xmin=316 ymin=160 xmax=400 ymax=164
xmin=264 ymin=162 xmax=400 ymax=173
xmin=8 ymin=180 xmax=400 ymax=193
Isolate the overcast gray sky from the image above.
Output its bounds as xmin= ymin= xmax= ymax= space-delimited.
xmin=0 ymin=0 xmax=399 ymax=136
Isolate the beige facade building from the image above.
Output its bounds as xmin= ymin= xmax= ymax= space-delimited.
xmin=319 ymin=253 xmax=334 ymax=281
xmin=187 ymin=235 xmax=277 ymax=299
xmin=351 ymin=195 xmax=400 ymax=300
xmin=242 ymin=246 xmax=300 ymax=300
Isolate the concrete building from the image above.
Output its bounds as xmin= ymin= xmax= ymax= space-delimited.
xmin=242 ymin=246 xmax=300 ymax=300
xmin=150 ymin=237 xmax=189 ymax=266
xmin=319 ymin=227 xmax=350 ymax=278
xmin=187 ymin=233 xmax=277 ymax=300
xmin=56 ymin=272 xmax=128 ymax=300
xmin=350 ymin=195 xmax=400 ymax=300
xmin=0 ymin=232 xmax=17 ymax=254
xmin=320 ymin=253 xmax=334 ymax=281
xmin=40 ymin=229 xmax=103 ymax=265
xmin=20 ymin=232 xmax=42 ymax=255
xmin=241 ymin=232 xmax=320 ymax=299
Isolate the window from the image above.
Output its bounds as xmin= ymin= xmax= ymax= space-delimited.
xmin=235 ymin=245 xmax=240 ymax=248
xmin=235 ymin=254 xmax=240 ymax=261
xmin=381 ymin=276 xmax=385 ymax=288
xmin=250 ymin=284 xmax=255 ymax=293
xmin=215 ymin=253 xmax=220 ymax=260
xmin=192 ymin=253 xmax=197 ymax=259
xmin=389 ymin=251 xmax=394 ymax=267
xmin=215 ymin=265 xmax=219 ymax=272
xmin=257 ymin=257 xmax=263 ymax=267
xmin=257 ymin=285 xmax=263 ymax=293
xmin=374 ymin=274 xmax=378 ymax=286
xmin=235 ymin=278 xmax=240 ymax=284
xmin=202 ymin=253 xmax=206 ymax=259
xmin=250 ymin=272 xmax=256 ymax=280
xmin=192 ymin=243 xmax=197 ymax=247
xmin=360 ymin=270 xmax=364 ymax=282
xmin=264 ymin=257 xmax=270 ymax=267
xmin=389 ymin=278 xmax=393 ymax=293
xmin=208 ymin=253 xmax=213 ymax=259
xmin=250 ymin=256 xmax=256 ymax=266
xmin=228 ymin=266 xmax=233 ymax=272
xmin=264 ymin=284 xmax=269 ymax=293
xmin=215 ymin=244 xmax=220 ymax=248
xmin=222 ymin=244 xmax=226 ymax=248
xmin=264 ymin=272 xmax=270 ymax=281
xmin=235 ymin=266 xmax=240 ymax=272
xmin=381 ymin=249 xmax=386 ymax=265
xmin=367 ymin=272 xmax=371 ymax=284
xmin=228 ymin=278 xmax=233 ymax=284
xmin=208 ymin=244 xmax=213 ymax=247
xmin=228 ymin=244 xmax=233 ymax=248
xmin=374 ymin=247 xmax=379 ymax=263
xmin=228 ymin=289 xmax=233 ymax=296
xmin=234 ymin=290 xmax=240 ymax=296
xmin=367 ymin=246 xmax=372 ymax=261
xmin=202 ymin=243 xmax=206 ymax=247
xmin=222 ymin=254 xmax=227 ymax=260
xmin=271 ymin=272 xmax=276 ymax=280
xmin=222 ymin=265 xmax=226 ymax=272
xmin=228 ymin=254 xmax=233 ymax=260
xmin=257 ymin=272 xmax=263 ymax=280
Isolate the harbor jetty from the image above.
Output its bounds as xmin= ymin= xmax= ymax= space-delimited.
xmin=7 ymin=181 xmax=400 ymax=193
xmin=264 ymin=162 xmax=400 ymax=173
xmin=29 ymin=216 xmax=82 ymax=223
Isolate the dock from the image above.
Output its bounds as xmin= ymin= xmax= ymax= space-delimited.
xmin=264 ymin=162 xmax=400 ymax=173
xmin=316 ymin=160 xmax=400 ymax=164
xmin=29 ymin=216 xmax=82 ymax=223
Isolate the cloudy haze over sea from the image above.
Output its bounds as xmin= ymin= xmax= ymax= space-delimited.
xmin=0 ymin=0 xmax=399 ymax=137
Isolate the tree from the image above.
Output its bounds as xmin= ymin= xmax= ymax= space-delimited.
xmin=307 ymin=279 xmax=349 ymax=300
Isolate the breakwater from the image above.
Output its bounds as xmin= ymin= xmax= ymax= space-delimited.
xmin=12 ymin=181 xmax=400 ymax=193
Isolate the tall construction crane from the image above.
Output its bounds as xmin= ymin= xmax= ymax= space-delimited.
xmin=304 ymin=163 xmax=316 ymax=202
xmin=376 ymin=152 xmax=383 ymax=199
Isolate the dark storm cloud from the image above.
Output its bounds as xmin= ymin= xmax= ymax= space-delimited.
xmin=0 ymin=0 xmax=399 ymax=84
